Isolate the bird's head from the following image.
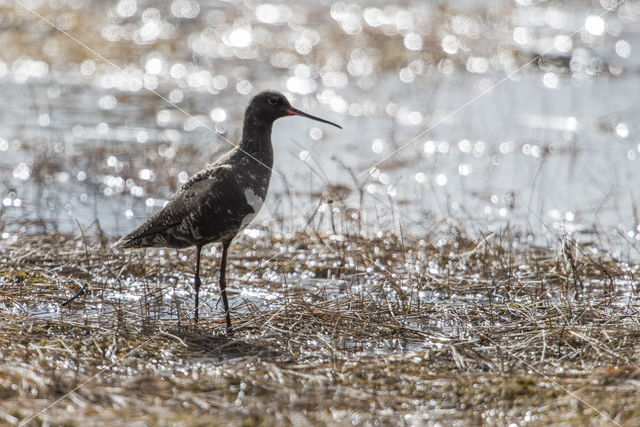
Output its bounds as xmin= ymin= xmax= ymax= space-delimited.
xmin=248 ymin=91 xmax=342 ymax=129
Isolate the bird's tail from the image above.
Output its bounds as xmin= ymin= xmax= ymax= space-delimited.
xmin=111 ymin=235 xmax=134 ymax=249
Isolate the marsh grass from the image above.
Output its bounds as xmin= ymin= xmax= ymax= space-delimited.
xmin=1 ymin=223 xmax=640 ymax=425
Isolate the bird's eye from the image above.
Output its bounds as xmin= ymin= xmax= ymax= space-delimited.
xmin=268 ymin=97 xmax=278 ymax=105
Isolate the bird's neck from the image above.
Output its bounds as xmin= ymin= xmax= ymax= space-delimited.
xmin=238 ymin=115 xmax=274 ymax=171
xmin=240 ymin=115 xmax=274 ymax=155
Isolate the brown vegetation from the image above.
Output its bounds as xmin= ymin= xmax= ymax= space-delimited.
xmin=1 ymin=228 xmax=639 ymax=425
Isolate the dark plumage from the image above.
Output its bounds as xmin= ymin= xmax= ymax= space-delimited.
xmin=116 ymin=91 xmax=341 ymax=332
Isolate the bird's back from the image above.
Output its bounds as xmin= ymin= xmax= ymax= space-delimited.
xmin=117 ymin=148 xmax=270 ymax=249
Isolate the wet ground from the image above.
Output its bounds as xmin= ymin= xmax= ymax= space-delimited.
xmin=1 ymin=0 xmax=639 ymax=255
xmin=2 ymin=231 xmax=640 ymax=425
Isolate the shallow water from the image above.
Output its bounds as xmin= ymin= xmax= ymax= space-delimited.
xmin=1 ymin=0 xmax=639 ymax=257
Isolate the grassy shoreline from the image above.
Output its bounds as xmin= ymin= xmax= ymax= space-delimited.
xmin=1 ymin=230 xmax=639 ymax=425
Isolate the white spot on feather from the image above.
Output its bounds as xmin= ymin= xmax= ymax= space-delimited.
xmin=244 ymin=188 xmax=262 ymax=211
xmin=241 ymin=188 xmax=263 ymax=228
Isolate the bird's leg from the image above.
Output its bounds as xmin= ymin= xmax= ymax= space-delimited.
xmin=194 ymin=244 xmax=202 ymax=323
xmin=219 ymin=239 xmax=232 ymax=333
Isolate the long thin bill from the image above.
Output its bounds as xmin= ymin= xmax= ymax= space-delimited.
xmin=286 ymin=107 xmax=342 ymax=129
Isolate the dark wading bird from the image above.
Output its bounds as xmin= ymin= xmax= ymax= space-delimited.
xmin=116 ymin=91 xmax=341 ymax=332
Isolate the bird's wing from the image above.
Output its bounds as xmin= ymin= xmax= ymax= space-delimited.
xmin=118 ymin=165 xmax=252 ymax=246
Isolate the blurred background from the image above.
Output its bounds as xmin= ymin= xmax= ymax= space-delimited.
xmin=0 ymin=0 xmax=639 ymax=255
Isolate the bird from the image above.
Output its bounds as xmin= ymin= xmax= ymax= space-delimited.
xmin=116 ymin=91 xmax=342 ymax=332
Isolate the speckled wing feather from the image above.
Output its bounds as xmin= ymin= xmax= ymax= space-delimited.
xmin=117 ymin=165 xmax=255 ymax=249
